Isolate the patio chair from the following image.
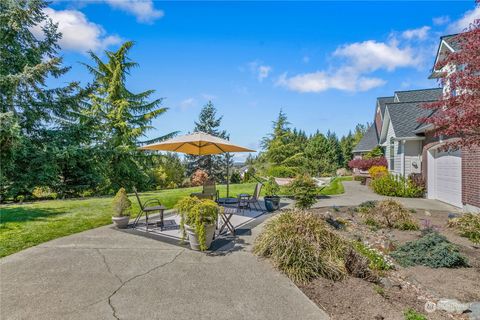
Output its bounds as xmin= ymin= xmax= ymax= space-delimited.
xmin=191 ymin=179 xmax=219 ymax=201
xmin=132 ymin=187 xmax=166 ymax=230
xmin=241 ymin=183 xmax=263 ymax=211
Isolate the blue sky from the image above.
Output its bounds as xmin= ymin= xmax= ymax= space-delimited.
xmin=43 ymin=1 xmax=479 ymax=160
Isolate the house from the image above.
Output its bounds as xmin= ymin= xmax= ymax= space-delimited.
xmin=353 ymin=34 xmax=479 ymax=212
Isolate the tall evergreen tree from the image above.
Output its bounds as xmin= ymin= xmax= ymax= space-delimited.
xmin=84 ymin=41 xmax=174 ymax=190
xmin=340 ymin=131 xmax=355 ymax=168
xmin=0 ymin=0 xmax=92 ymax=199
xmin=186 ymin=101 xmax=229 ymax=181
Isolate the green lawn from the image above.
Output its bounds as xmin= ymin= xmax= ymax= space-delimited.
xmin=0 ymin=178 xmax=351 ymax=258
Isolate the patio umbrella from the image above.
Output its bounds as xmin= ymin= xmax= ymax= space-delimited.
xmin=139 ymin=131 xmax=255 ymax=197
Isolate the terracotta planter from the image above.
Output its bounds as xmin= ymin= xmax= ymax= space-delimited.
xmin=185 ymin=223 xmax=216 ymax=251
xmin=112 ymin=216 xmax=130 ymax=229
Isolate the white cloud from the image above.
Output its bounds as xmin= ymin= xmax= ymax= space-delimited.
xmin=401 ymin=26 xmax=431 ymax=40
xmin=278 ymin=38 xmax=421 ymax=93
xmin=179 ymin=97 xmax=196 ymax=110
xmin=433 ymin=15 xmax=450 ymax=26
xmin=247 ymin=61 xmax=272 ymax=82
xmin=334 ymin=40 xmax=420 ymax=72
xmin=104 ymin=0 xmax=164 ymax=24
xmin=448 ymin=6 xmax=480 ymax=33
xmin=201 ymin=93 xmax=217 ymax=101
xmin=31 ymin=7 xmax=121 ymax=53
xmin=277 ymin=68 xmax=385 ymax=93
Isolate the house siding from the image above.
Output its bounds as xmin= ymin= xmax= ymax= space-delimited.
xmin=375 ymin=107 xmax=382 ymax=137
xmin=404 ymin=141 xmax=422 ymax=176
xmin=385 ymin=121 xmax=401 ymax=174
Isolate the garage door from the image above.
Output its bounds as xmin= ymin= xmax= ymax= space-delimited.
xmin=433 ymin=149 xmax=462 ymax=207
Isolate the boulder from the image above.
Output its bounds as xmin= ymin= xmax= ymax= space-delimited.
xmin=469 ymin=302 xmax=480 ymax=320
xmin=436 ymin=299 xmax=470 ymax=314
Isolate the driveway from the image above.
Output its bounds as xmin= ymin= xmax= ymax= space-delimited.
xmin=0 ymin=217 xmax=328 ymax=320
xmin=315 ymin=180 xmax=461 ymax=212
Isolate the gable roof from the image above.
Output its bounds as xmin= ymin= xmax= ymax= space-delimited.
xmin=376 ymin=96 xmax=394 ymax=118
xmin=384 ymin=101 xmax=436 ymax=138
xmin=394 ymin=88 xmax=443 ymax=103
xmin=353 ymin=123 xmax=378 ymax=153
xmin=442 ymin=34 xmax=461 ymax=51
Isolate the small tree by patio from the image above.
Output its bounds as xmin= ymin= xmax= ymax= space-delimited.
xmin=288 ymin=174 xmax=318 ymax=210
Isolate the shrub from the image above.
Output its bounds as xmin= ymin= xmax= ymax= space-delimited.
xmin=361 ymin=200 xmax=419 ymax=230
xmin=352 ymin=241 xmax=394 ymax=271
xmin=368 ymin=166 xmax=388 ymax=179
xmin=176 ymin=196 xmax=220 ymax=251
xmin=404 ymin=309 xmax=427 ymax=320
xmin=348 ymin=157 xmax=388 ymax=171
xmin=371 ymin=174 xmax=424 ymax=198
xmin=390 ymin=232 xmax=468 ymax=268
xmin=190 ymin=169 xmax=209 ymax=187
xmin=267 ymin=165 xmax=297 ymax=178
xmin=112 ymin=188 xmax=132 ymax=217
xmin=254 ymin=211 xmax=349 ymax=283
xmin=263 ymin=176 xmax=280 ymax=196
xmin=448 ymin=213 xmax=480 ymax=244
xmin=230 ymin=171 xmax=241 ymax=184
xmin=355 ymin=200 xmax=378 ymax=213
xmin=32 ymin=186 xmax=58 ymax=200
xmin=364 ymin=146 xmax=384 ymax=159
xmin=287 ymin=174 xmax=318 ymax=209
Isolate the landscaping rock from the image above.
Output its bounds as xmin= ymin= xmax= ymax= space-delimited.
xmin=469 ymin=302 xmax=480 ymax=320
xmin=436 ymin=298 xmax=470 ymax=314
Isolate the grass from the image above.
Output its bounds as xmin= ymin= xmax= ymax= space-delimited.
xmin=447 ymin=213 xmax=480 ymax=244
xmin=403 ymin=308 xmax=427 ymax=320
xmin=0 ymin=177 xmax=352 ymax=258
xmin=319 ymin=176 xmax=353 ymax=195
xmin=0 ymin=183 xmax=255 ymax=258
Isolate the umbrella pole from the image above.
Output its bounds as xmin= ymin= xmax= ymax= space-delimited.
xmin=226 ymin=153 xmax=230 ymax=198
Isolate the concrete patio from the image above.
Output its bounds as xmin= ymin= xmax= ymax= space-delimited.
xmin=0 ymin=206 xmax=328 ymax=320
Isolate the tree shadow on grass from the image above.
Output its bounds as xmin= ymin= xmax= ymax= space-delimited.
xmin=0 ymin=206 xmax=66 ymax=224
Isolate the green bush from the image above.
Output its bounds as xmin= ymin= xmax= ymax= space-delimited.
xmin=448 ymin=213 xmax=480 ymax=244
xmin=355 ymin=200 xmax=378 ymax=213
xmin=287 ymin=174 xmax=318 ymax=209
xmin=267 ymin=165 xmax=297 ymax=178
xmin=361 ymin=200 xmax=419 ymax=230
xmin=404 ymin=308 xmax=427 ymax=320
xmin=229 ymin=171 xmax=242 ymax=184
xmin=390 ymin=232 xmax=468 ymax=268
xmin=263 ymin=176 xmax=280 ymax=196
xmin=176 ymin=196 xmax=220 ymax=251
xmin=254 ymin=210 xmax=352 ymax=283
xmin=371 ymin=174 xmax=424 ymax=198
xmin=112 ymin=188 xmax=132 ymax=217
xmin=352 ymin=241 xmax=393 ymax=271
xmin=32 ymin=186 xmax=58 ymax=200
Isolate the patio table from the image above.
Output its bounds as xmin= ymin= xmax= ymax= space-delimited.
xmin=218 ymin=206 xmax=236 ymax=236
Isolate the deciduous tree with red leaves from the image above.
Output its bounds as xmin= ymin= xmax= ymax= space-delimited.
xmin=422 ymin=4 xmax=480 ymax=149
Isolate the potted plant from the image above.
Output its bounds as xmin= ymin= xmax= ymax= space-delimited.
xmin=176 ymin=196 xmax=220 ymax=251
xmin=263 ymin=177 xmax=280 ymax=212
xmin=112 ymin=187 xmax=132 ymax=228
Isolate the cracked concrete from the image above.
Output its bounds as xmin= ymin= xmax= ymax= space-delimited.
xmin=0 ymin=219 xmax=328 ymax=320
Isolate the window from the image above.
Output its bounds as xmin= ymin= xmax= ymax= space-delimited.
xmin=389 ymin=138 xmax=395 ymax=171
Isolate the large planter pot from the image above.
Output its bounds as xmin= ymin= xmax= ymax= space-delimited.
xmin=185 ymin=223 xmax=216 ymax=251
xmin=264 ymin=196 xmax=280 ymax=212
xmin=112 ymin=216 xmax=130 ymax=229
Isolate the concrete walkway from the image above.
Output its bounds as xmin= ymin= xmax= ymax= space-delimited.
xmin=0 ymin=218 xmax=328 ymax=320
xmin=314 ymin=180 xmax=461 ymax=212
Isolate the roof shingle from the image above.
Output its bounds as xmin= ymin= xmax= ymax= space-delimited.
xmin=385 ymin=101 xmax=436 ymax=138
xmin=353 ymin=123 xmax=379 ymax=152
xmin=394 ymin=88 xmax=443 ymax=103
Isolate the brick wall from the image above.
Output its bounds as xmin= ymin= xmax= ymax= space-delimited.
xmin=462 ymin=146 xmax=480 ymax=209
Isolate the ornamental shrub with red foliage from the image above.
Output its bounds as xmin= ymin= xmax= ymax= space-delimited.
xmin=422 ymin=10 xmax=480 ymax=149
xmin=348 ymin=157 xmax=388 ymax=171
xmin=190 ymin=169 xmax=209 ymax=187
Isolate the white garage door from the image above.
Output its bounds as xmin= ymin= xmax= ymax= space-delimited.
xmin=433 ymin=149 xmax=462 ymax=207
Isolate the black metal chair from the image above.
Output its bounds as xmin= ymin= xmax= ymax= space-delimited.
xmin=132 ymin=187 xmax=166 ymax=231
